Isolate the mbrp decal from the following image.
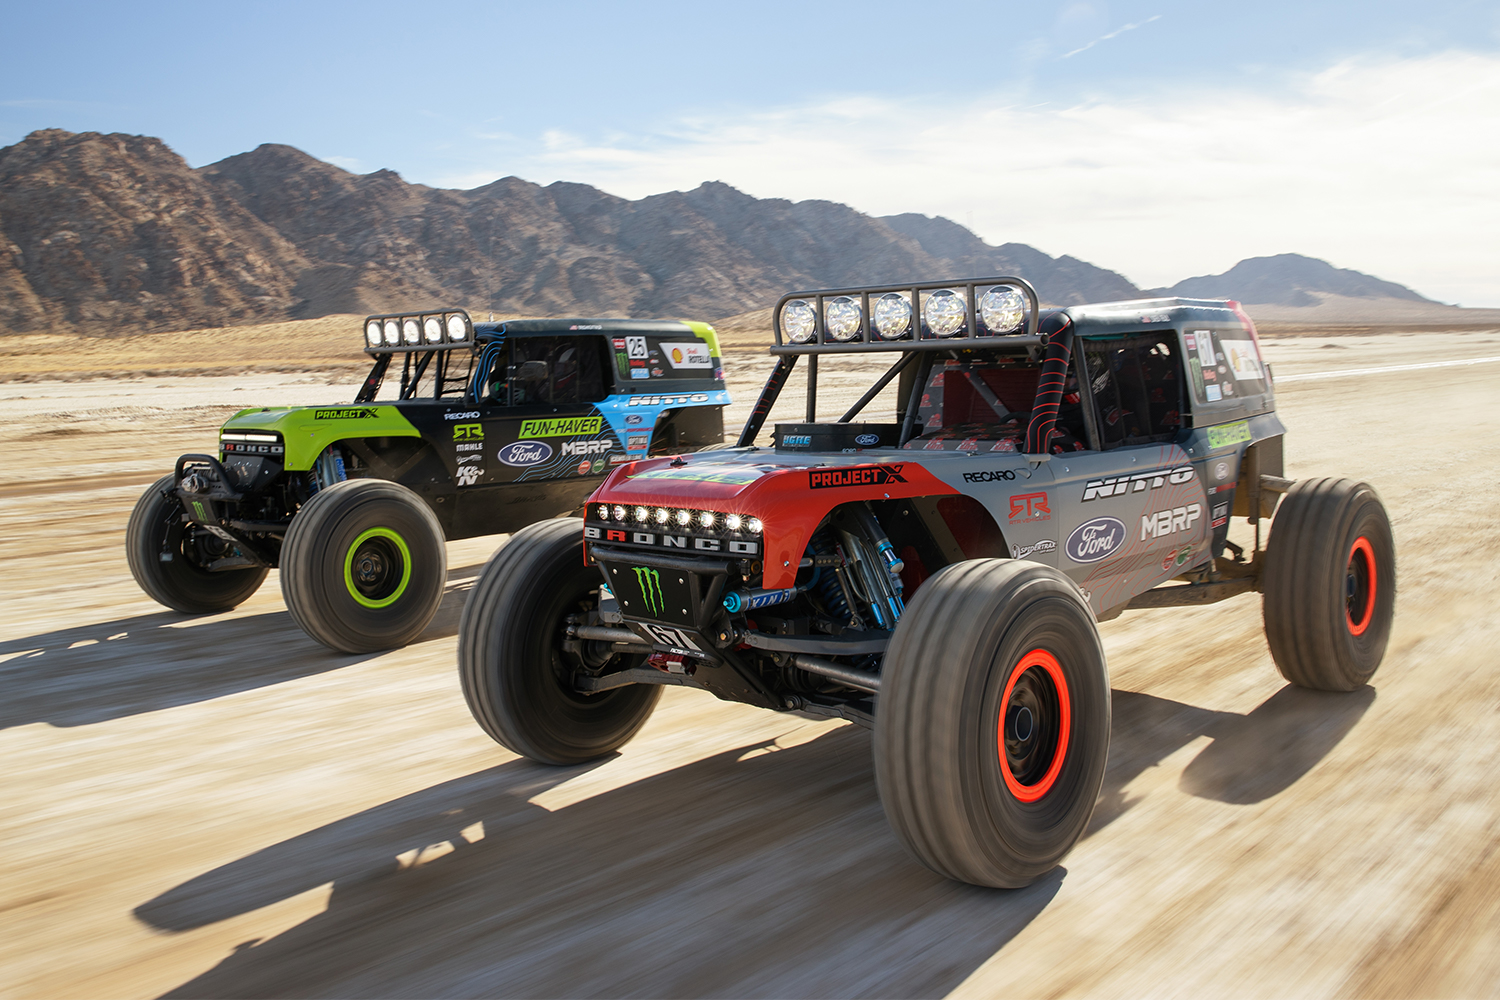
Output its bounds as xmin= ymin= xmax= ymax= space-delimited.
xmin=314 ymin=408 xmax=378 ymax=420
xmin=808 ymin=465 xmax=907 ymax=489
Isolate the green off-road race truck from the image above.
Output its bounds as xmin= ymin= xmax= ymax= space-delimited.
xmin=456 ymin=278 xmax=1395 ymax=888
xmin=127 ymin=310 xmax=731 ymax=653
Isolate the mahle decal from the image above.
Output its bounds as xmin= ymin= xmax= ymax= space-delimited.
xmin=634 ymin=566 xmax=664 ymax=616
xmin=518 ymin=416 xmax=603 ymax=438
xmin=452 ymin=424 xmax=484 ymax=441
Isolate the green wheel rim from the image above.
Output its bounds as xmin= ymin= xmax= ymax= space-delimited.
xmin=343 ymin=527 xmax=413 ymax=609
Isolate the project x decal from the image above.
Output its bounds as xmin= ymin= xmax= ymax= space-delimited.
xmin=809 ymin=465 xmax=907 ymax=489
xmin=314 ymin=408 xmax=378 ymax=420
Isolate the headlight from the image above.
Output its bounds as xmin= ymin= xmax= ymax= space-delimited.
xmin=980 ymin=285 xmax=1024 ymax=334
xmin=923 ymin=289 xmax=965 ymax=338
xmin=402 ymin=318 xmax=420 ymax=345
xmin=747 ymin=518 xmax=764 ymax=534
xmin=873 ymin=292 xmax=912 ymax=340
xmin=446 ymin=313 xmax=468 ymax=342
xmin=382 ymin=319 xmax=401 ymax=345
xmin=423 ymin=317 xmax=444 ymax=343
xmin=612 ymin=505 xmax=627 ymax=521
xmin=783 ymin=299 xmax=816 ymax=344
xmin=825 ymin=296 xmax=862 ymax=342
xmin=597 ymin=505 xmax=611 ymax=520
xmin=365 ymin=320 xmax=382 ymax=348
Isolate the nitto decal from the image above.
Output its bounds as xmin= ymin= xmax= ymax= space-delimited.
xmin=452 ymin=424 xmax=484 ymax=441
xmin=627 ymin=394 xmax=711 ymax=406
xmin=1066 ymin=517 xmax=1127 ymax=564
xmin=497 ymin=441 xmax=553 ymax=466
xmin=1140 ymin=504 xmax=1202 ymax=539
xmin=634 ymin=566 xmax=664 ymax=616
xmin=560 ymin=438 xmax=611 ymax=457
xmin=854 ymin=433 xmax=880 ymax=446
xmin=314 ymin=407 xmax=377 ymax=420
xmin=1009 ymin=492 xmax=1051 ymax=522
xmin=1206 ymin=421 xmax=1252 ymax=449
xmin=442 ymin=410 xmax=481 ymax=421
xmin=963 ymin=469 xmax=1019 ymax=483
xmin=1012 ymin=538 xmax=1058 ymax=559
xmin=519 ymin=416 xmax=603 ymax=437
xmin=808 ymin=465 xmax=907 ymax=489
xmin=1081 ymin=466 xmax=1195 ymax=501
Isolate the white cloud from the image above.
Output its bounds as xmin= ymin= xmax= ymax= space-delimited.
xmin=452 ymin=51 xmax=1500 ymax=306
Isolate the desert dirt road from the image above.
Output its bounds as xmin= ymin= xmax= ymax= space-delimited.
xmin=3 ymin=329 xmax=1500 ymax=998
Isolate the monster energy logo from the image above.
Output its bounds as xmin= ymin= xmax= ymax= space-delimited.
xmin=633 ymin=566 xmax=664 ymax=616
xmin=191 ymin=500 xmax=208 ymax=521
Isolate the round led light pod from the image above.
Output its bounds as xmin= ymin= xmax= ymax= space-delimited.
xmin=634 ymin=506 xmax=650 ymax=522
xmin=365 ymin=320 xmax=382 ymax=348
xmin=873 ymin=292 xmax=912 ymax=340
xmin=724 ymin=513 xmax=743 ymax=531
xmin=747 ymin=517 xmax=764 ymax=534
xmin=402 ymin=318 xmax=421 ymax=344
xmin=825 ymin=296 xmax=862 ymax=342
xmin=673 ymin=509 xmax=692 ymax=527
xmin=382 ymin=319 xmax=401 ymax=345
xmin=980 ymin=285 xmax=1025 ymax=335
xmin=654 ymin=507 xmax=670 ymax=524
xmin=923 ymin=289 xmax=965 ymax=338
xmin=612 ymin=505 xmax=627 ymax=521
xmin=596 ymin=505 xmax=610 ymax=520
xmin=446 ymin=313 xmax=468 ymax=342
xmin=697 ymin=510 xmax=716 ymax=529
xmin=782 ymin=299 xmax=816 ymax=344
xmin=423 ymin=317 xmax=444 ymax=343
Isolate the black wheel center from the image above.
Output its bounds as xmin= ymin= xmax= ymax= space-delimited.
xmin=1002 ymin=666 xmax=1062 ymax=786
xmin=1009 ymin=705 xmax=1035 ymax=742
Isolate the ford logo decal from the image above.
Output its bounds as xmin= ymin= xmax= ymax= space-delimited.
xmin=1065 ymin=516 xmax=1126 ymax=564
xmin=497 ymin=441 xmax=552 ymax=467
xmin=854 ymin=433 xmax=880 ymax=446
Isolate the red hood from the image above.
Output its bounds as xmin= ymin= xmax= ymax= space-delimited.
xmin=589 ymin=452 xmax=958 ymax=589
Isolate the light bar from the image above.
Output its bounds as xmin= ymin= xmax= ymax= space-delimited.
xmin=362 ymin=309 xmax=474 ymax=353
xmin=593 ymin=504 xmax=761 ymax=534
xmin=769 ymin=277 xmax=1041 ymax=354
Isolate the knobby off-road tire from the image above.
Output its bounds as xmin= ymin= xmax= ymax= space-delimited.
xmin=280 ymin=479 xmax=446 ymax=654
xmin=459 ymin=518 xmax=660 ymax=765
xmin=1263 ymin=477 xmax=1395 ymax=691
xmin=126 ymin=475 xmax=268 ymax=614
xmin=875 ymin=559 xmax=1111 ymax=888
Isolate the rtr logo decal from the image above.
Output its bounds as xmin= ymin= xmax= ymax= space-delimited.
xmin=452 ymin=424 xmax=484 ymax=441
xmin=1009 ymin=492 xmax=1051 ymax=522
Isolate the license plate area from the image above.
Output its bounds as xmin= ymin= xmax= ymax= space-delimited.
xmin=591 ymin=544 xmax=731 ymax=633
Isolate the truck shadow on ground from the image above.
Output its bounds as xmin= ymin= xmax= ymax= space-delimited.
xmin=137 ymin=683 xmax=1373 ymax=999
xmin=0 ymin=563 xmax=485 ymax=731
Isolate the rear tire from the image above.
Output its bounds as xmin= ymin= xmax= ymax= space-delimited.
xmin=875 ymin=559 xmax=1110 ymax=888
xmin=280 ymin=479 xmax=446 ymax=653
xmin=126 ymin=475 xmax=268 ymax=613
xmin=459 ymin=518 xmax=660 ymax=765
xmin=1263 ymin=477 xmax=1395 ymax=691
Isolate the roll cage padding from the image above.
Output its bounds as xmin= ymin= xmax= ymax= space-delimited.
xmin=1024 ymin=314 xmax=1075 ymax=454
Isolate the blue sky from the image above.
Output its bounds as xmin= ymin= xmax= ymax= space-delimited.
xmin=4 ymin=1 xmax=1499 ymax=304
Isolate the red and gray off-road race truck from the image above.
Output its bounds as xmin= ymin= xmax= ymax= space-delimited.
xmin=457 ymin=278 xmax=1395 ymax=888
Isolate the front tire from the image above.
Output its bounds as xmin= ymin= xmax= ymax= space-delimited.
xmin=459 ymin=518 xmax=661 ymax=765
xmin=1262 ymin=477 xmax=1396 ymax=691
xmin=875 ymin=559 xmax=1110 ymax=888
xmin=280 ymin=479 xmax=447 ymax=653
xmin=126 ymin=475 xmax=268 ymax=614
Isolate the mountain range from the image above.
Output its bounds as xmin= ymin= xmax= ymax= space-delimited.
xmin=0 ymin=129 xmax=1448 ymax=335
